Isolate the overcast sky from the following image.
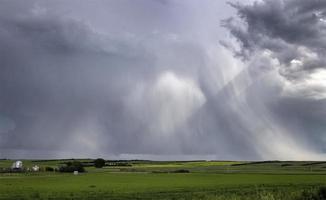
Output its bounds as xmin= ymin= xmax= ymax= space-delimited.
xmin=0 ymin=0 xmax=326 ymax=160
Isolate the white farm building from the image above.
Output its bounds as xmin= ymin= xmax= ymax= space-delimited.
xmin=11 ymin=161 xmax=23 ymax=170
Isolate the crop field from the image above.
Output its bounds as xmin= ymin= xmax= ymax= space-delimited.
xmin=1 ymin=160 xmax=326 ymax=199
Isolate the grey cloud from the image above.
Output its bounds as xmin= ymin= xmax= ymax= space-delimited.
xmin=0 ymin=5 xmax=154 ymax=156
xmin=0 ymin=0 xmax=239 ymax=159
xmin=1 ymin=0 xmax=325 ymax=160
xmin=224 ymin=0 xmax=326 ymax=71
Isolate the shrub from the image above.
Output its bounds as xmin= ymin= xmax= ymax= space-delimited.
xmin=45 ymin=166 xmax=54 ymax=171
xmin=317 ymin=187 xmax=326 ymax=200
xmin=297 ymin=187 xmax=326 ymax=200
xmin=59 ymin=161 xmax=85 ymax=173
xmin=171 ymin=169 xmax=190 ymax=173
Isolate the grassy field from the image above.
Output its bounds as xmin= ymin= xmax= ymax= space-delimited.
xmin=1 ymin=159 xmax=326 ymax=199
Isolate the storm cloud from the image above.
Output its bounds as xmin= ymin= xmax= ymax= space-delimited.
xmin=0 ymin=0 xmax=325 ymax=160
xmin=224 ymin=0 xmax=326 ymax=98
xmin=223 ymin=0 xmax=326 ymax=159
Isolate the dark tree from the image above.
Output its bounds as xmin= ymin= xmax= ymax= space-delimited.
xmin=94 ymin=158 xmax=106 ymax=168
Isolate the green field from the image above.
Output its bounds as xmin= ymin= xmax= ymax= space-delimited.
xmin=1 ymin=159 xmax=326 ymax=199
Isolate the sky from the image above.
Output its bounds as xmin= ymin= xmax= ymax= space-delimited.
xmin=0 ymin=0 xmax=326 ymax=160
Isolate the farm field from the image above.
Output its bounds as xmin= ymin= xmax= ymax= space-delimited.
xmin=1 ymin=160 xmax=326 ymax=199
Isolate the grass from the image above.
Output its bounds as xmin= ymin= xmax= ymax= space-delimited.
xmin=1 ymin=160 xmax=326 ymax=199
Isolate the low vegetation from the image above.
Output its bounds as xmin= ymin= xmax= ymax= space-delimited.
xmin=0 ymin=160 xmax=326 ymax=199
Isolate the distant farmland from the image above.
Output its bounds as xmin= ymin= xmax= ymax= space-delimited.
xmin=0 ymin=159 xmax=326 ymax=199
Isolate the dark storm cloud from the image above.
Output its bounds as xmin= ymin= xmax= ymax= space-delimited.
xmin=223 ymin=0 xmax=326 ymax=74
xmin=0 ymin=2 xmax=156 ymax=157
xmin=223 ymin=0 xmax=326 ymax=99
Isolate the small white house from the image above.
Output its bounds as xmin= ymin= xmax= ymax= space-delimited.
xmin=11 ymin=161 xmax=23 ymax=169
xmin=73 ymin=171 xmax=78 ymax=175
xmin=32 ymin=165 xmax=40 ymax=172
